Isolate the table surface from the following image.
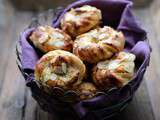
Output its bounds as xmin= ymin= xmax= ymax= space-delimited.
xmin=0 ymin=0 xmax=159 ymax=120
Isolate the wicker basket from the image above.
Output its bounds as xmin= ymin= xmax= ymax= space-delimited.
xmin=16 ymin=0 xmax=151 ymax=119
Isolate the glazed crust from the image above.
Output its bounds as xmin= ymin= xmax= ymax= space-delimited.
xmin=61 ymin=5 xmax=102 ymax=37
xmin=35 ymin=50 xmax=86 ymax=90
xmin=76 ymin=82 xmax=97 ymax=100
xmin=29 ymin=26 xmax=73 ymax=53
xmin=73 ymin=26 xmax=125 ymax=63
xmin=92 ymin=52 xmax=135 ymax=89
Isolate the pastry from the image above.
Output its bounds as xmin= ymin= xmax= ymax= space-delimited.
xmin=73 ymin=26 xmax=125 ymax=63
xmin=76 ymin=82 xmax=97 ymax=100
xmin=34 ymin=50 xmax=86 ymax=90
xmin=61 ymin=5 xmax=102 ymax=37
xmin=29 ymin=25 xmax=73 ymax=53
xmin=92 ymin=52 xmax=135 ymax=89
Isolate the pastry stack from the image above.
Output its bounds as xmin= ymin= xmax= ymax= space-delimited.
xmin=29 ymin=5 xmax=136 ymax=100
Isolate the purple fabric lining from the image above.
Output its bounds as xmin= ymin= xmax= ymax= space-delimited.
xmin=19 ymin=28 xmax=38 ymax=70
xmin=18 ymin=0 xmax=151 ymax=119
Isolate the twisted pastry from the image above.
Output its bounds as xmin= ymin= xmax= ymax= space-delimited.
xmin=92 ymin=52 xmax=135 ymax=89
xmin=29 ymin=25 xmax=73 ymax=53
xmin=73 ymin=26 xmax=125 ymax=63
xmin=35 ymin=50 xmax=86 ymax=90
xmin=61 ymin=5 xmax=102 ymax=37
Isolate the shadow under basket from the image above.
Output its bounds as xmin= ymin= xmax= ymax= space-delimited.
xmin=16 ymin=0 xmax=151 ymax=119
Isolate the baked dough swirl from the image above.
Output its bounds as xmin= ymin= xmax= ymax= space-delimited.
xmin=35 ymin=50 xmax=86 ymax=90
xmin=61 ymin=5 xmax=102 ymax=37
xmin=92 ymin=52 xmax=135 ymax=89
xmin=73 ymin=26 xmax=125 ymax=63
xmin=29 ymin=25 xmax=73 ymax=53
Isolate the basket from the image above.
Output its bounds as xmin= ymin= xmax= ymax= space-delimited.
xmin=16 ymin=0 xmax=151 ymax=119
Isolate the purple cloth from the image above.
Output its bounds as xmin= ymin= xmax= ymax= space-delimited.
xmin=19 ymin=28 xmax=38 ymax=70
xmin=19 ymin=0 xmax=151 ymax=119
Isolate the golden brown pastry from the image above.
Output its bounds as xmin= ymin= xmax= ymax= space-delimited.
xmin=29 ymin=25 xmax=73 ymax=53
xmin=73 ymin=26 xmax=125 ymax=63
xmin=92 ymin=52 xmax=135 ymax=89
xmin=35 ymin=50 xmax=86 ymax=90
xmin=61 ymin=5 xmax=102 ymax=37
xmin=76 ymin=82 xmax=97 ymax=100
